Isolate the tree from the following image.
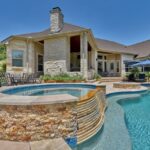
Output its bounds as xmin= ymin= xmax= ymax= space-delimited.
xmin=0 ymin=44 xmax=6 ymax=61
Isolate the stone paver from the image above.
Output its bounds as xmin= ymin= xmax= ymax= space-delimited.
xmin=30 ymin=138 xmax=71 ymax=150
xmin=0 ymin=141 xmax=30 ymax=150
xmin=0 ymin=138 xmax=71 ymax=150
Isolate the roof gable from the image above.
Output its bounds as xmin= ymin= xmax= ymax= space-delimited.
xmin=95 ymin=38 xmax=136 ymax=55
xmin=128 ymin=40 xmax=150 ymax=58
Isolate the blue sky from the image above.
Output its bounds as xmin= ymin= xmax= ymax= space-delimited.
xmin=0 ymin=0 xmax=150 ymax=45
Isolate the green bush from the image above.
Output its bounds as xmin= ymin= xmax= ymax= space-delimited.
xmin=40 ymin=73 xmax=85 ymax=82
xmin=146 ymin=72 xmax=150 ymax=82
xmin=0 ymin=61 xmax=6 ymax=72
xmin=93 ymin=73 xmax=101 ymax=80
xmin=0 ymin=45 xmax=6 ymax=61
xmin=130 ymin=67 xmax=140 ymax=79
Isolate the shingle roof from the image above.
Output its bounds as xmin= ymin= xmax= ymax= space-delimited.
xmin=95 ymin=38 xmax=136 ymax=55
xmin=128 ymin=40 xmax=150 ymax=58
xmin=1 ymin=22 xmax=138 ymax=55
xmin=15 ymin=23 xmax=87 ymax=39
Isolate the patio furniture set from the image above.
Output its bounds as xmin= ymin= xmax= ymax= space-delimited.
xmin=0 ymin=72 xmax=41 ymax=87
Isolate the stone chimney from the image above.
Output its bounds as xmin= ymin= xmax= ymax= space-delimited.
xmin=50 ymin=7 xmax=64 ymax=33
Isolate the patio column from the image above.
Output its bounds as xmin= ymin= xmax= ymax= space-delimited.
xmin=80 ymin=32 xmax=88 ymax=79
xmin=5 ymin=43 xmax=12 ymax=73
xmin=26 ymin=39 xmax=34 ymax=74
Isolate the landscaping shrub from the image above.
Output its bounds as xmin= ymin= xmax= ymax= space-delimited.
xmin=146 ymin=72 xmax=150 ymax=82
xmin=40 ymin=73 xmax=85 ymax=82
xmin=0 ymin=45 xmax=6 ymax=61
xmin=130 ymin=67 xmax=140 ymax=79
xmin=93 ymin=73 xmax=101 ymax=80
xmin=0 ymin=61 xmax=6 ymax=72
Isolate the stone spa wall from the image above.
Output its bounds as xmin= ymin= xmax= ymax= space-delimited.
xmin=0 ymin=85 xmax=106 ymax=146
xmin=0 ymin=103 xmax=77 ymax=141
xmin=77 ymin=88 xmax=106 ymax=144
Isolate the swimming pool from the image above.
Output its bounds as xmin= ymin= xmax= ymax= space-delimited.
xmin=1 ymin=84 xmax=96 ymax=97
xmin=78 ymin=87 xmax=150 ymax=150
xmin=118 ymin=89 xmax=150 ymax=150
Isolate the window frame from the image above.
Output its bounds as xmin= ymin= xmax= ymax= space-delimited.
xmin=12 ymin=50 xmax=24 ymax=67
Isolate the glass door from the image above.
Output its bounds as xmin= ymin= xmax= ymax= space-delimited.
xmin=98 ymin=61 xmax=103 ymax=75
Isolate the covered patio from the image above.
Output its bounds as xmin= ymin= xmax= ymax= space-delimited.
xmin=97 ymin=52 xmax=121 ymax=77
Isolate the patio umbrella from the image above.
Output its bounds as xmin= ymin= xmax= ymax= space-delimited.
xmin=131 ymin=60 xmax=150 ymax=67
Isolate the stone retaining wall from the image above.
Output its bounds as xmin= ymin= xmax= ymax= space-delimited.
xmin=113 ymin=83 xmax=140 ymax=89
xmin=0 ymin=85 xmax=106 ymax=146
xmin=0 ymin=103 xmax=77 ymax=141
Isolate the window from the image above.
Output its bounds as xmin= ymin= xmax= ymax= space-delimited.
xmin=98 ymin=55 xmax=103 ymax=60
xmin=38 ymin=55 xmax=43 ymax=71
xmin=12 ymin=50 xmax=24 ymax=67
xmin=110 ymin=62 xmax=114 ymax=70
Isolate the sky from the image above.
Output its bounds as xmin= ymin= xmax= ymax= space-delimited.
xmin=0 ymin=0 xmax=150 ymax=45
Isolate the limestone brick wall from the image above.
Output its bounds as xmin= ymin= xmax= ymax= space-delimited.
xmin=44 ymin=37 xmax=69 ymax=75
xmin=0 ymin=103 xmax=77 ymax=141
xmin=6 ymin=39 xmax=43 ymax=74
xmin=6 ymin=39 xmax=27 ymax=73
xmin=50 ymin=8 xmax=64 ymax=33
xmin=80 ymin=32 xmax=88 ymax=79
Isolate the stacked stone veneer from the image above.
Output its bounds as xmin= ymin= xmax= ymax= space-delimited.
xmin=77 ymin=88 xmax=106 ymax=144
xmin=0 ymin=87 xmax=106 ymax=144
xmin=44 ymin=60 xmax=67 ymax=75
xmin=0 ymin=103 xmax=77 ymax=141
xmin=113 ymin=83 xmax=141 ymax=89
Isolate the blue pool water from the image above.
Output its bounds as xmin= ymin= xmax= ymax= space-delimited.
xmin=118 ymin=90 xmax=150 ymax=150
xmin=78 ymin=88 xmax=150 ymax=150
xmin=1 ymin=84 xmax=95 ymax=97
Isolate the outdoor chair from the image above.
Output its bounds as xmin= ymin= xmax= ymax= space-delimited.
xmin=9 ymin=74 xmax=19 ymax=85
xmin=0 ymin=72 xmax=8 ymax=86
xmin=21 ymin=73 xmax=29 ymax=84
xmin=27 ymin=74 xmax=37 ymax=84
xmin=0 ymin=72 xmax=16 ymax=86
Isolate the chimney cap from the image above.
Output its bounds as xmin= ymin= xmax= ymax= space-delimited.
xmin=50 ymin=7 xmax=62 ymax=13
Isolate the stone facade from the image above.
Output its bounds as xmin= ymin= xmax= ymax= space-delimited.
xmin=44 ymin=37 xmax=69 ymax=75
xmin=50 ymin=7 xmax=64 ymax=33
xmin=44 ymin=60 xmax=67 ymax=75
xmin=6 ymin=39 xmax=44 ymax=74
xmin=80 ymin=32 xmax=88 ymax=79
xmin=0 ymin=103 xmax=77 ymax=141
